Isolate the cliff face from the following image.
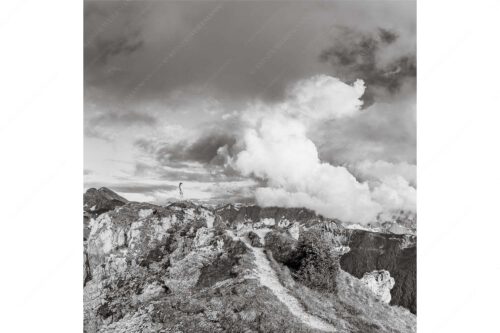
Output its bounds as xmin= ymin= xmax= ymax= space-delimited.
xmin=339 ymin=230 xmax=417 ymax=314
xmin=83 ymin=188 xmax=416 ymax=333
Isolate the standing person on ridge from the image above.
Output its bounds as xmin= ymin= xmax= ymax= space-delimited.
xmin=179 ymin=182 xmax=183 ymax=200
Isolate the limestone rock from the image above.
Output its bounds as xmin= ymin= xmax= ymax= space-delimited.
xmin=359 ymin=270 xmax=395 ymax=303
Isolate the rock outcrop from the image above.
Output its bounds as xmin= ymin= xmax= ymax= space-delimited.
xmin=359 ymin=270 xmax=395 ymax=303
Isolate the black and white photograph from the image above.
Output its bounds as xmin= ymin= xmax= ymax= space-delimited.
xmin=83 ymin=1 xmax=416 ymax=332
xmin=3 ymin=0 xmax=500 ymax=332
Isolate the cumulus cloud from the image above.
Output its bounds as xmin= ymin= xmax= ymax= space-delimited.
xmin=236 ymin=114 xmax=381 ymax=223
xmin=284 ymin=75 xmax=366 ymax=121
xmin=234 ymin=75 xmax=415 ymax=223
xmin=350 ymin=160 xmax=416 ymax=214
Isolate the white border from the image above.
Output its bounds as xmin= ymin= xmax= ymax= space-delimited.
xmin=0 ymin=0 xmax=83 ymax=331
xmin=418 ymin=0 xmax=500 ymax=332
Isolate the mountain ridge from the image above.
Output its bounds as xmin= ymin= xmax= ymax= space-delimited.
xmin=83 ymin=187 xmax=416 ymax=332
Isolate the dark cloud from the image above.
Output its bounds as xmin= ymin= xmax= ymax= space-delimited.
xmin=135 ymin=131 xmax=238 ymax=167
xmin=319 ymin=27 xmax=416 ymax=107
xmin=378 ymin=28 xmax=399 ymax=44
xmin=133 ymin=130 xmax=245 ymax=183
xmin=166 ymin=133 xmax=236 ymax=166
xmin=84 ymin=0 xmax=313 ymax=103
xmin=89 ymin=34 xmax=144 ymax=66
xmin=84 ymin=1 xmax=415 ymax=106
xmin=84 ymin=0 xmax=150 ymax=68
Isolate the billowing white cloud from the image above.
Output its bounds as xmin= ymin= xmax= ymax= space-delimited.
xmin=284 ymin=75 xmax=366 ymax=121
xmin=236 ymin=114 xmax=381 ymax=223
xmin=350 ymin=160 xmax=416 ymax=214
xmin=234 ymin=75 xmax=386 ymax=223
xmin=234 ymin=75 xmax=416 ymax=223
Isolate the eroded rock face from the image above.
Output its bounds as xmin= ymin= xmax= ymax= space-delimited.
xmin=359 ymin=270 xmax=395 ymax=303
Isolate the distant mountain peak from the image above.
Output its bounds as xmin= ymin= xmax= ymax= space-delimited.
xmin=83 ymin=187 xmax=128 ymax=216
xmin=96 ymin=187 xmax=128 ymax=202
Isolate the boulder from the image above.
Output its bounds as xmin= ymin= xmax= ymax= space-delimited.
xmin=359 ymin=270 xmax=395 ymax=303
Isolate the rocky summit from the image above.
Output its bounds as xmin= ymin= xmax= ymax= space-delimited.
xmin=84 ymin=187 xmax=416 ymax=333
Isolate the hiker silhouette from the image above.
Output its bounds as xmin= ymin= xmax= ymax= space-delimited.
xmin=179 ymin=182 xmax=183 ymax=200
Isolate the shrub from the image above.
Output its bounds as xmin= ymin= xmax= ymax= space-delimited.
xmin=264 ymin=231 xmax=299 ymax=268
xmin=294 ymin=230 xmax=339 ymax=293
xmin=247 ymin=231 xmax=263 ymax=247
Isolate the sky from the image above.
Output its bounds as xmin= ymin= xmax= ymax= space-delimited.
xmin=84 ymin=0 xmax=416 ymax=223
